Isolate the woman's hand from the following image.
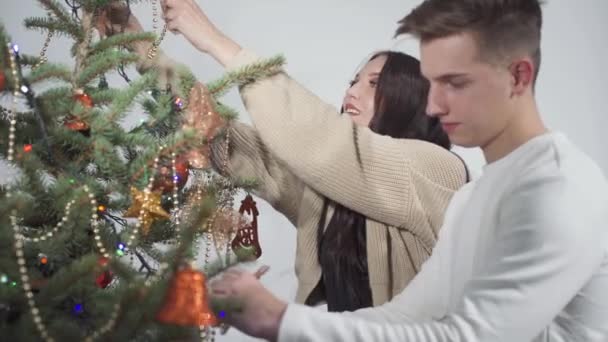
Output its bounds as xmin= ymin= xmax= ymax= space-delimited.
xmin=94 ymin=3 xmax=154 ymax=59
xmin=95 ymin=2 xmax=143 ymax=38
xmin=161 ymin=0 xmax=241 ymax=66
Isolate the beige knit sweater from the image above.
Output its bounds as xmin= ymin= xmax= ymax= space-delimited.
xmin=211 ymin=49 xmax=468 ymax=306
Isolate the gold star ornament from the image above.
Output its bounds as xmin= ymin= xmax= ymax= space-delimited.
xmin=124 ymin=187 xmax=171 ymax=235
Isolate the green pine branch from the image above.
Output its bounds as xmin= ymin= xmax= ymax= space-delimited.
xmin=165 ymin=129 xmax=200 ymax=156
xmin=215 ymin=102 xmax=239 ymax=120
xmin=37 ymin=87 xmax=73 ymax=123
xmin=105 ymin=70 xmax=157 ymax=122
xmin=123 ymin=125 xmax=197 ymax=188
xmin=91 ymin=136 xmax=129 ymax=182
xmin=15 ymin=155 xmax=52 ymax=204
xmin=125 ymin=130 xmax=197 ymax=188
xmin=18 ymin=53 xmax=43 ymax=67
xmin=133 ymin=243 xmax=166 ymax=266
xmin=127 ymin=148 xmax=162 ymax=189
xmin=34 ymin=255 xmax=98 ymax=304
xmin=89 ymin=88 xmax=122 ymax=106
xmin=207 ymin=54 xmax=286 ymax=97
xmin=0 ymin=188 xmax=30 ymax=221
xmin=168 ymin=198 xmax=215 ymax=267
xmin=39 ymin=86 xmax=72 ymax=101
xmin=119 ymin=130 xmax=157 ymax=150
xmin=112 ymin=279 xmax=187 ymax=342
xmin=202 ymin=251 xmax=252 ymax=280
xmin=77 ymin=50 xmax=140 ymax=87
xmin=52 ymin=122 xmax=92 ymax=158
xmin=78 ymin=0 xmax=114 ymax=12
xmin=89 ymin=32 xmax=156 ymax=56
xmin=0 ymin=111 xmax=41 ymax=154
xmin=135 ymin=101 xmax=183 ymax=139
xmin=175 ymin=65 xmax=196 ymax=100
xmin=106 ymin=255 xmax=138 ymax=283
xmin=37 ymin=0 xmax=80 ymax=36
xmin=138 ymin=245 xmax=166 ymax=264
xmin=26 ymin=62 xmax=72 ymax=84
xmin=140 ymin=93 xmax=174 ymax=125
xmin=0 ymin=25 xmax=15 ymax=89
xmin=231 ymin=177 xmax=260 ymax=192
xmin=24 ymin=17 xmax=83 ymax=41
xmin=0 ymin=24 xmax=11 ymax=68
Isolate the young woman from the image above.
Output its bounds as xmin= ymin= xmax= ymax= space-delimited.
xmin=209 ymin=50 xmax=469 ymax=312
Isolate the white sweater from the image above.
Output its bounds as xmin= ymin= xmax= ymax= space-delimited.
xmin=278 ymin=132 xmax=608 ymax=342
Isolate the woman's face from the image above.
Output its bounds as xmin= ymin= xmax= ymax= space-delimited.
xmin=342 ymin=55 xmax=387 ymax=127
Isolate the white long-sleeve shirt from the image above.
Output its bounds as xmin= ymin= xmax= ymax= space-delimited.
xmin=277 ymin=132 xmax=608 ymax=342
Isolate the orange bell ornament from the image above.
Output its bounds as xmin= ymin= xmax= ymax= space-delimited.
xmin=156 ymin=267 xmax=218 ymax=326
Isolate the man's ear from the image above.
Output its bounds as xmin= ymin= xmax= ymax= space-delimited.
xmin=509 ymin=58 xmax=534 ymax=96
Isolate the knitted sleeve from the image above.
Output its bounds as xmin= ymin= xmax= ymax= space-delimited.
xmin=210 ymin=121 xmax=304 ymax=227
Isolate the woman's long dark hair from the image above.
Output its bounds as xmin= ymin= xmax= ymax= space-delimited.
xmin=311 ymin=51 xmax=451 ymax=312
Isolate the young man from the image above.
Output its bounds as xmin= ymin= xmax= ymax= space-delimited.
xmin=162 ymin=0 xmax=608 ymax=341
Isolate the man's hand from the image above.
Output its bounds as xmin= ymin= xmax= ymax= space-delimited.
xmin=210 ymin=266 xmax=286 ymax=341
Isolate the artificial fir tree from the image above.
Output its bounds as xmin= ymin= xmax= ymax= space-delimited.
xmin=0 ymin=0 xmax=283 ymax=341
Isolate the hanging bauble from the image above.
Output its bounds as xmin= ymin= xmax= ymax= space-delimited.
xmin=156 ymin=267 xmax=217 ymax=326
xmin=152 ymin=155 xmax=190 ymax=193
xmin=74 ymin=89 xmax=93 ymax=108
xmin=0 ymin=72 xmax=5 ymax=91
xmin=95 ymin=257 xmax=113 ymax=289
xmin=63 ymin=115 xmax=91 ymax=136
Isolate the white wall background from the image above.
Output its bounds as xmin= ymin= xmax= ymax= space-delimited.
xmin=1 ymin=1 xmax=607 ymax=341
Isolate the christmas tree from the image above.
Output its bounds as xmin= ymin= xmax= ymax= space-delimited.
xmin=0 ymin=1 xmax=283 ymax=341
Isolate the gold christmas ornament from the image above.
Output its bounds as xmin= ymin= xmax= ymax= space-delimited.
xmin=182 ymin=82 xmax=225 ymax=169
xmin=156 ymin=267 xmax=218 ymax=326
xmin=123 ymin=187 xmax=170 ymax=235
